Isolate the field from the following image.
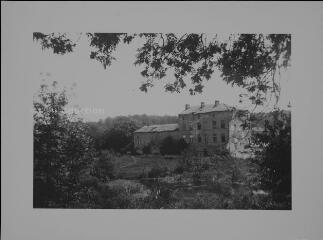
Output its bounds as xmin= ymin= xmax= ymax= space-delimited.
xmin=113 ymin=155 xmax=181 ymax=179
xmin=103 ymin=153 xmax=282 ymax=209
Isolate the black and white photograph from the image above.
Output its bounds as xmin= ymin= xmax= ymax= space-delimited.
xmin=32 ymin=32 xmax=291 ymax=210
xmin=2 ymin=2 xmax=323 ymax=240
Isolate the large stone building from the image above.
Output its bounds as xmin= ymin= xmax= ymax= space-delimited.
xmin=134 ymin=100 xmax=253 ymax=158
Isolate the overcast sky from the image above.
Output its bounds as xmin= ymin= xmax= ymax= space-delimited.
xmin=31 ymin=34 xmax=291 ymax=122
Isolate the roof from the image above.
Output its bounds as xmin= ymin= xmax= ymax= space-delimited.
xmin=134 ymin=123 xmax=179 ymax=133
xmin=179 ymin=103 xmax=235 ymax=115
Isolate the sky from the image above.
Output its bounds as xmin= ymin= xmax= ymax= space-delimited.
xmin=31 ymin=33 xmax=291 ymax=122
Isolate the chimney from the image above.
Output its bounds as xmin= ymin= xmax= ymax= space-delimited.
xmin=214 ymin=100 xmax=220 ymax=107
xmin=185 ymin=104 xmax=190 ymax=110
xmin=200 ymin=102 xmax=205 ymax=108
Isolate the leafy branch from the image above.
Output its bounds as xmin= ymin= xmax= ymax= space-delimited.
xmin=33 ymin=32 xmax=291 ymax=105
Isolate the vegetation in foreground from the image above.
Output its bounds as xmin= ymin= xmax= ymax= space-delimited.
xmin=91 ymin=151 xmax=290 ymax=210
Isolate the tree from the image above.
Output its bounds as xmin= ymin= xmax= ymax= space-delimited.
xmin=252 ymin=110 xmax=291 ymax=207
xmin=33 ymin=81 xmax=97 ymax=208
xmin=101 ymin=118 xmax=138 ymax=153
xmin=33 ymin=33 xmax=290 ymax=106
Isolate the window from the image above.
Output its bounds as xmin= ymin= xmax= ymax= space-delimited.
xmin=203 ymin=148 xmax=208 ymax=156
xmin=221 ymin=134 xmax=226 ymax=143
xmin=197 ymin=114 xmax=200 ymax=119
xmin=198 ymin=135 xmax=202 ymax=143
xmin=204 ymin=135 xmax=208 ymax=144
xmin=221 ymin=120 xmax=226 ymax=129
xmin=189 ymin=123 xmax=193 ymax=131
xmin=212 ymin=120 xmax=217 ymax=129
xmin=213 ymin=134 xmax=217 ymax=143
xmin=197 ymin=122 xmax=202 ymax=130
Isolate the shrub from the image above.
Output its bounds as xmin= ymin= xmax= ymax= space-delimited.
xmin=141 ymin=183 xmax=176 ymax=209
xmin=93 ymin=153 xmax=115 ymax=181
xmin=160 ymin=136 xmax=188 ymax=155
xmin=173 ymin=165 xmax=184 ymax=174
xmin=142 ymin=144 xmax=152 ymax=155
xmin=147 ymin=167 xmax=168 ymax=178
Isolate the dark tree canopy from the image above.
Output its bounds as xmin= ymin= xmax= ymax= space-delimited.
xmin=252 ymin=110 xmax=291 ymax=206
xmin=100 ymin=119 xmax=138 ymax=153
xmin=33 ymin=33 xmax=291 ymax=105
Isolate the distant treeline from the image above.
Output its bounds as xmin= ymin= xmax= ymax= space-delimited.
xmin=88 ymin=114 xmax=178 ymax=132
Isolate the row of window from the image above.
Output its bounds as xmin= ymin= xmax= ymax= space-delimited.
xmin=197 ymin=133 xmax=226 ymax=144
xmin=184 ymin=133 xmax=226 ymax=144
xmin=182 ymin=113 xmax=227 ymax=120
xmin=183 ymin=120 xmax=226 ymax=130
xmin=136 ymin=134 xmax=226 ymax=146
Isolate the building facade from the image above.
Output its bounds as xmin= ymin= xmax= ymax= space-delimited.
xmin=134 ymin=100 xmax=252 ymax=158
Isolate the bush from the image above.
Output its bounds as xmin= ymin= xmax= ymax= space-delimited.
xmin=139 ymin=181 xmax=177 ymax=209
xmin=173 ymin=165 xmax=184 ymax=174
xmin=160 ymin=136 xmax=188 ymax=155
xmin=142 ymin=144 xmax=152 ymax=155
xmin=147 ymin=167 xmax=168 ymax=178
xmin=93 ymin=153 xmax=115 ymax=181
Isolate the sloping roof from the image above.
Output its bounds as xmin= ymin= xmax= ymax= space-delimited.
xmin=134 ymin=123 xmax=179 ymax=133
xmin=179 ymin=103 xmax=235 ymax=115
